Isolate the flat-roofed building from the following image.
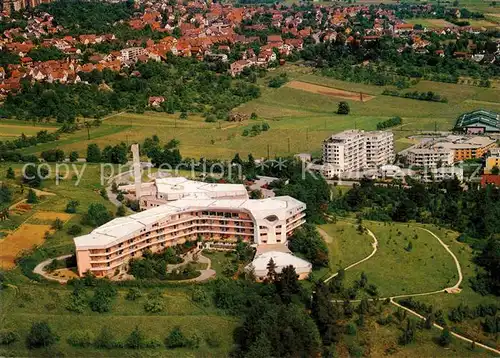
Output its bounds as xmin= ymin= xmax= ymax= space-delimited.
xmin=365 ymin=130 xmax=395 ymax=167
xmin=120 ymin=177 xmax=249 ymax=210
xmin=322 ymin=130 xmax=394 ymax=177
xmin=434 ymin=136 xmax=496 ymax=162
xmin=484 ymin=148 xmax=500 ymax=174
xmin=406 ymin=135 xmax=496 ymax=167
xmin=406 ymin=147 xmax=454 ymax=167
xmin=74 ymin=196 xmax=306 ymax=277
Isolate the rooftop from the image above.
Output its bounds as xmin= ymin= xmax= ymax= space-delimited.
xmin=247 ymin=250 xmax=312 ymax=274
xmin=74 ymin=196 xmax=305 ymax=249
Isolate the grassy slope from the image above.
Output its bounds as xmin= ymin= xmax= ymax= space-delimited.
xmin=342 ymin=221 xmax=458 ymax=297
xmin=10 ymin=65 xmax=500 ymax=160
xmin=0 ymin=285 xmax=238 ymax=357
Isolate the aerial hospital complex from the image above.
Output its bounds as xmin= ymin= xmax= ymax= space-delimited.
xmin=73 ymin=145 xmax=310 ymax=279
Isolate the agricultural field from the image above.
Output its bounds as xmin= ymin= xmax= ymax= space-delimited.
xmin=0 ymin=121 xmax=59 ymax=142
xmin=404 ymin=18 xmax=456 ymax=28
xmin=4 ymin=65 xmax=497 ymax=160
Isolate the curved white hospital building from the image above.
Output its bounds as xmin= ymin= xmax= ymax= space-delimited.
xmin=74 ymin=195 xmax=306 ymax=277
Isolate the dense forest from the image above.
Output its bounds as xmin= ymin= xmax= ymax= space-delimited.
xmin=0 ymin=58 xmax=260 ymax=122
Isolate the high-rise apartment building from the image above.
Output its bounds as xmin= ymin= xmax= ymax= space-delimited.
xmin=322 ymin=130 xmax=394 ymax=177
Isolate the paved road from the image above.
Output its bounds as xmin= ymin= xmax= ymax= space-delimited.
xmin=33 ymin=254 xmax=73 ymax=284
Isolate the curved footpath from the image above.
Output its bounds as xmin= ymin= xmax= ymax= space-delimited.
xmin=33 ymin=254 xmax=73 ymax=284
xmin=320 ymin=227 xmax=378 ymax=283
xmin=321 ymin=224 xmax=500 ymax=355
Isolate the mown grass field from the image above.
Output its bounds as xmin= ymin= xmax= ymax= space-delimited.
xmin=8 ymin=65 xmax=499 ymax=160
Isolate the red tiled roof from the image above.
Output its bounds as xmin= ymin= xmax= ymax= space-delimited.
xmin=481 ymin=175 xmax=500 ymax=187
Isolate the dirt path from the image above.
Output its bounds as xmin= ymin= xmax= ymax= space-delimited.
xmin=320 ymin=226 xmax=378 ymax=283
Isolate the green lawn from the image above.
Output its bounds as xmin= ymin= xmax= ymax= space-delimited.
xmin=319 ymin=222 xmax=374 ymax=272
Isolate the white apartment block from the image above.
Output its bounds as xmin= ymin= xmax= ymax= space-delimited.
xmin=120 ymin=177 xmax=249 ymax=210
xmin=120 ymin=47 xmax=147 ymax=62
xmin=365 ymin=131 xmax=395 ymax=167
xmin=406 ymin=148 xmax=454 ymax=167
xmin=322 ymin=130 xmax=394 ymax=177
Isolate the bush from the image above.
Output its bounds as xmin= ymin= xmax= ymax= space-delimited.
xmin=191 ymin=286 xmax=210 ymax=306
xmin=67 ymin=330 xmax=94 ymax=348
xmin=94 ymin=326 xmax=118 ymax=349
xmin=165 ymin=327 xmax=191 ymax=349
xmin=65 ymin=200 xmax=79 ymax=214
xmin=51 ymin=218 xmax=63 ymax=230
xmin=26 ymin=321 xmax=58 ymax=349
xmin=125 ymin=288 xmax=142 ymax=301
xmin=439 ymin=327 xmax=452 ymax=347
xmin=67 ymin=225 xmax=82 ymax=236
xmin=0 ymin=329 xmax=19 ymax=345
xmin=337 ymin=101 xmax=350 ymax=115
xmin=205 ymin=332 xmax=221 ymax=348
xmin=144 ymin=298 xmax=163 ymax=313
xmin=126 ymin=326 xmax=146 ymax=349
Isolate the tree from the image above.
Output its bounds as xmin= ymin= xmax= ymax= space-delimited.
xmin=82 ymin=203 xmax=113 ymax=227
xmin=126 ymin=326 xmax=146 ymax=349
xmin=337 ymin=101 xmax=350 ymax=115
xmin=398 ymin=319 xmax=416 ymax=345
xmin=439 ymin=327 xmax=452 ymax=347
xmin=67 ymin=224 xmax=82 ymax=236
xmin=275 ymin=265 xmax=300 ymax=304
xmin=52 ymin=218 xmax=63 ymax=230
xmin=86 ymin=144 xmax=101 ymax=163
xmin=65 ymin=200 xmax=80 ymax=213
xmin=23 ymin=165 xmax=48 ymax=188
xmin=491 ymin=165 xmax=500 ymax=175
xmin=27 ymin=189 xmax=38 ymax=204
xmin=165 ymin=327 xmax=190 ymax=348
xmin=26 ymin=321 xmax=58 ymax=349
xmin=94 ymin=326 xmax=116 ymax=349
xmin=6 ymin=167 xmax=14 ymax=179
xmin=266 ymin=258 xmax=277 ymax=283
xmin=116 ymin=205 xmax=126 ymax=217
xmin=69 ymin=151 xmax=79 ymax=162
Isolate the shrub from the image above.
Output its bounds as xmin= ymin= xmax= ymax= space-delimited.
xmin=0 ymin=329 xmax=19 ymax=345
xmin=67 ymin=330 xmax=94 ymax=348
xmin=242 ymin=129 xmax=249 ymax=136
xmin=205 ymin=332 xmax=221 ymax=348
xmin=94 ymin=326 xmax=118 ymax=349
xmin=26 ymin=321 xmax=58 ymax=349
xmin=439 ymin=327 xmax=452 ymax=347
xmin=126 ymin=326 xmax=146 ymax=349
xmin=51 ymin=218 xmax=63 ymax=230
xmin=337 ymin=101 xmax=350 ymax=115
xmin=65 ymin=200 xmax=79 ymax=214
xmin=165 ymin=327 xmax=190 ymax=349
xmin=191 ymin=286 xmax=210 ymax=306
xmin=125 ymin=288 xmax=142 ymax=301
xmin=67 ymin=225 xmax=82 ymax=236
xmin=144 ymin=298 xmax=163 ymax=313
